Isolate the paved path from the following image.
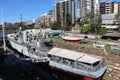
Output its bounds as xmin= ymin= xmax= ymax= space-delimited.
xmin=85 ymin=39 xmax=120 ymax=46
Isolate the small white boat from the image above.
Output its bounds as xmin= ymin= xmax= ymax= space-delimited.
xmin=61 ymin=33 xmax=83 ymax=44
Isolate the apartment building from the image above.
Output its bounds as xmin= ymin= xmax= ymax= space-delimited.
xmin=35 ymin=12 xmax=54 ymax=28
xmin=54 ymin=0 xmax=75 ymax=26
xmin=102 ymin=13 xmax=118 ymax=28
xmin=77 ymin=0 xmax=100 ymax=18
xmin=100 ymin=1 xmax=119 ymax=14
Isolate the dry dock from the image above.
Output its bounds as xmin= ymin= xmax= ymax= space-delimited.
xmin=53 ymin=40 xmax=120 ymax=80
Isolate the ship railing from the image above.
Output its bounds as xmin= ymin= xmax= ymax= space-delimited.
xmin=21 ymin=58 xmax=49 ymax=62
xmin=75 ymin=62 xmax=106 ymax=73
xmin=85 ymin=60 xmax=107 ymax=72
xmin=53 ymin=60 xmax=93 ymax=73
xmin=75 ymin=63 xmax=95 ymax=72
xmin=37 ymin=51 xmax=48 ymax=58
xmin=53 ymin=59 xmax=107 ymax=73
xmin=28 ymin=48 xmax=48 ymax=59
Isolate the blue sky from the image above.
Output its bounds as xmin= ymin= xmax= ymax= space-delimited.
xmin=0 ymin=0 xmax=119 ymax=24
xmin=0 ymin=0 xmax=55 ymax=24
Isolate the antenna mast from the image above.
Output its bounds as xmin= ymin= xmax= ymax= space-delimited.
xmin=1 ymin=8 xmax=6 ymax=52
xmin=20 ymin=14 xmax=22 ymax=23
xmin=20 ymin=14 xmax=23 ymax=30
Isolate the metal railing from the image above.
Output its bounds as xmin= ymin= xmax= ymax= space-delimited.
xmin=52 ymin=57 xmax=107 ymax=73
xmin=76 ymin=61 xmax=107 ymax=72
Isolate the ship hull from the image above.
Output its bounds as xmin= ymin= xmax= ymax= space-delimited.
xmin=48 ymin=65 xmax=104 ymax=80
xmin=7 ymin=38 xmax=47 ymax=61
xmin=36 ymin=62 xmax=106 ymax=80
xmin=48 ymin=59 xmax=107 ymax=80
xmin=61 ymin=34 xmax=83 ymax=44
xmin=62 ymin=38 xmax=81 ymax=44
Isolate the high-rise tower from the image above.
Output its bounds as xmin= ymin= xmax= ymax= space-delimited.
xmin=77 ymin=0 xmax=100 ymax=18
xmin=54 ymin=0 xmax=75 ymax=27
xmin=100 ymin=0 xmax=119 ymax=14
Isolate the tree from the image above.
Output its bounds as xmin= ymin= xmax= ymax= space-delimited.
xmin=82 ymin=12 xmax=102 ymax=34
xmin=98 ymin=27 xmax=107 ymax=35
xmin=51 ymin=21 xmax=61 ymax=30
xmin=94 ymin=13 xmax=102 ymax=34
xmin=26 ymin=23 xmax=35 ymax=29
xmin=81 ymin=25 xmax=92 ymax=34
xmin=64 ymin=13 xmax=72 ymax=31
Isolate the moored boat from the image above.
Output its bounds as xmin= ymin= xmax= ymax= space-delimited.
xmin=61 ymin=33 xmax=83 ymax=44
xmin=48 ymin=47 xmax=107 ymax=80
xmin=7 ymin=28 xmax=53 ymax=62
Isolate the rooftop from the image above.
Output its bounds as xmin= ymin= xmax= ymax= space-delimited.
xmin=48 ymin=47 xmax=101 ymax=64
xmin=102 ymin=14 xmax=115 ymax=20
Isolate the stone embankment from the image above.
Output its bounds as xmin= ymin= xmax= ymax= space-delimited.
xmin=53 ymin=41 xmax=120 ymax=80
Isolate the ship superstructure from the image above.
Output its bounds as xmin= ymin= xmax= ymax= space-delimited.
xmin=7 ymin=28 xmax=53 ymax=62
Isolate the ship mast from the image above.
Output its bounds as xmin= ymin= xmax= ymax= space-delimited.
xmin=1 ymin=8 xmax=6 ymax=51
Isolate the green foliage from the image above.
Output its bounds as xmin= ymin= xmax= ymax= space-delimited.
xmin=48 ymin=13 xmax=73 ymax=31
xmin=26 ymin=23 xmax=35 ymax=29
xmin=51 ymin=21 xmax=61 ymax=30
xmin=50 ymin=13 xmax=73 ymax=31
xmin=81 ymin=25 xmax=92 ymax=34
xmin=115 ymin=10 xmax=120 ymax=20
xmin=81 ymin=40 xmax=94 ymax=44
xmin=81 ymin=24 xmax=106 ymax=35
xmin=61 ymin=13 xmax=72 ymax=31
xmin=98 ymin=27 xmax=107 ymax=35
xmin=64 ymin=13 xmax=73 ymax=31
xmin=117 ymin=26 xmax=120 ymax=32
xmin=65 ymin=25 xmax=72 ymax=31
xmin=80 ymin=13 xmax=102 ymax=34
xmin=15 ymin=23 xmax=35 ymax=30
xmin=105 ymin=44 xmax=111 ymax=51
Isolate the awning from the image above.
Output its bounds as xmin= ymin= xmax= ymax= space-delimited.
xmin=48 ymin=47 xmax=84 ymax=61
xmin=48 ymin=47 xmax=101 ymax=64
xmin=77 ymin=55 xmax=100 ymax=64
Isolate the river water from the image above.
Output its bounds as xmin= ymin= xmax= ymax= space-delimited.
xmin=0 ymin=31 xmax=12 ymax=37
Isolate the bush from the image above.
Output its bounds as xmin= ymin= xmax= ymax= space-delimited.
xmin=98 ymin=27 xmax=107 ymax=35
xmin=81 ymin=25 xmax=92 ymax=34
